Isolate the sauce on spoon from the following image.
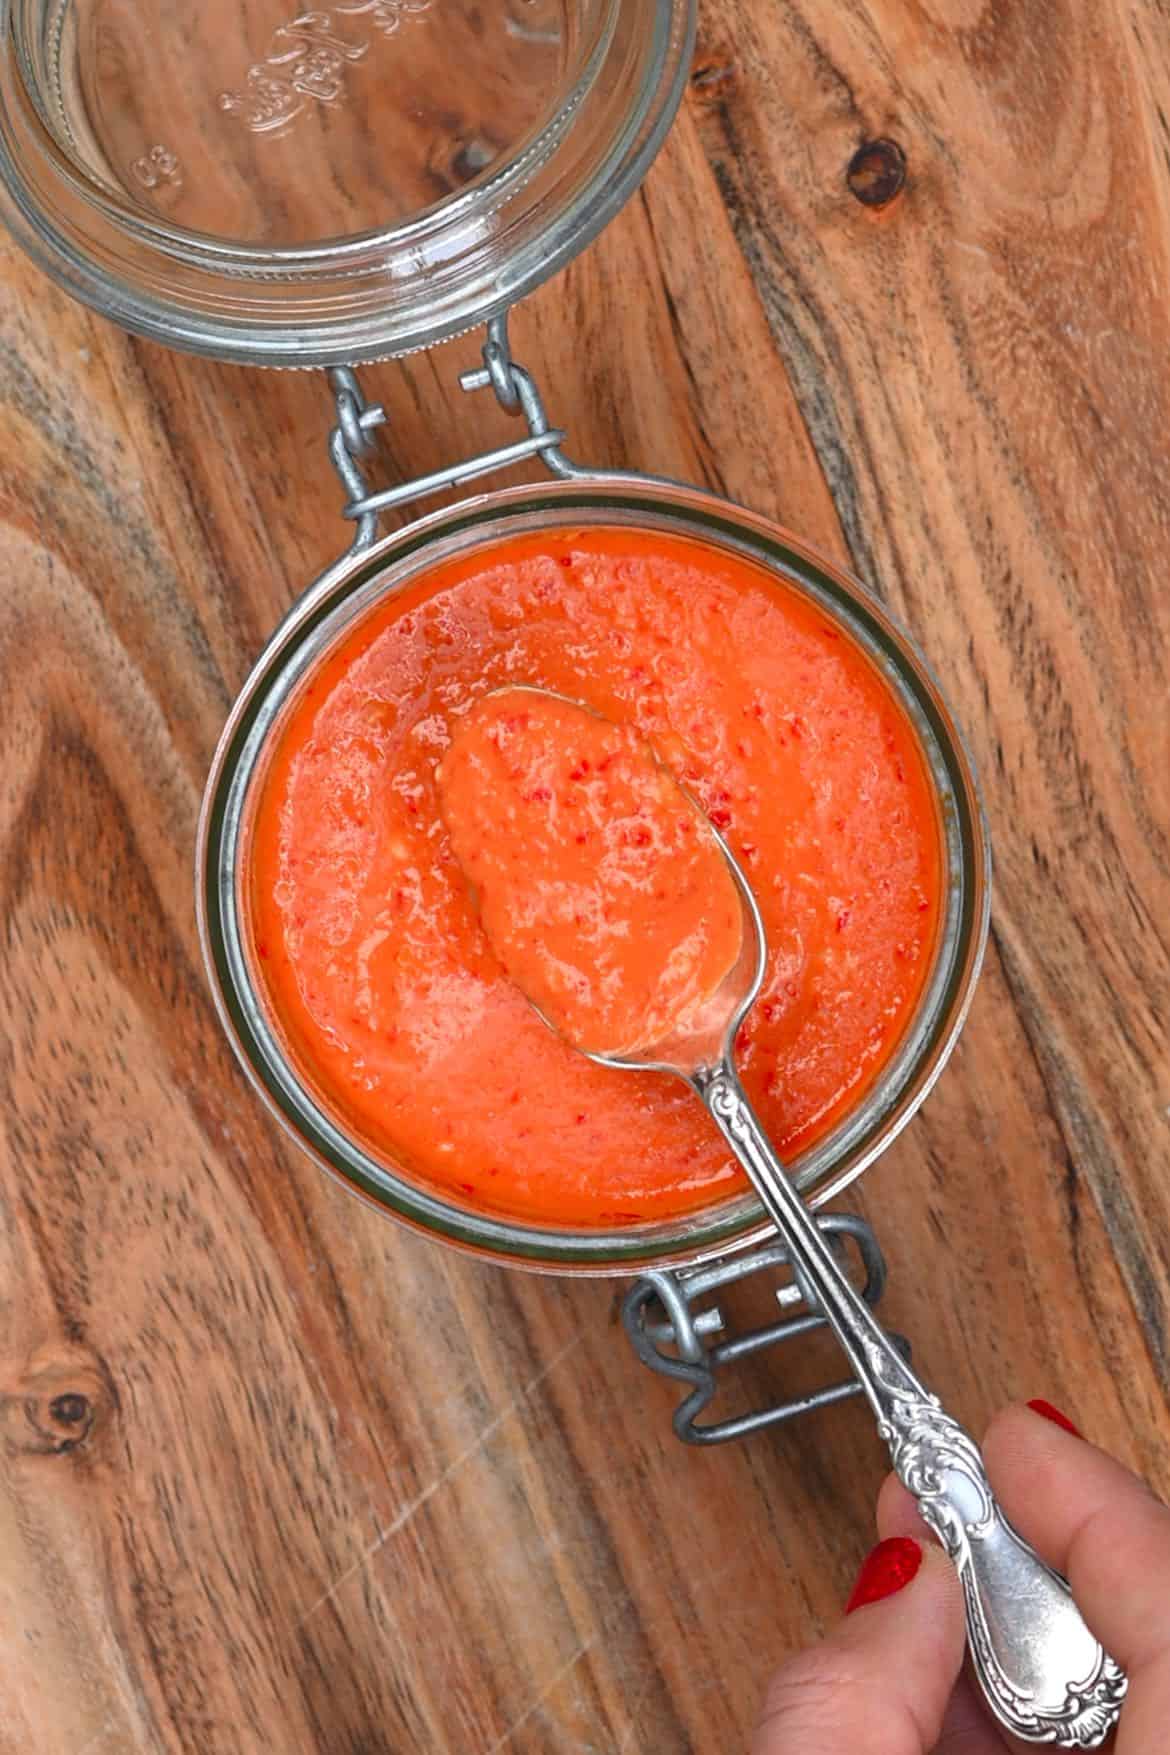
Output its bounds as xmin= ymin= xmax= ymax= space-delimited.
xmin=437 ymin=688 xmax=743 ymax=1058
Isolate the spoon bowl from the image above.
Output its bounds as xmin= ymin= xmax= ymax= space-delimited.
xmin=572 ymin=819 xmax=765 ymax=1081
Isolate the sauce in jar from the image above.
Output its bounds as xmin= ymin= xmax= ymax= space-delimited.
xmin=249 ymin=526 xmax=943 ymax=1226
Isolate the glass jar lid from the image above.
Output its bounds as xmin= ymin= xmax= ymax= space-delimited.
xmin=0 ymin=0 xmax=692 ymax=363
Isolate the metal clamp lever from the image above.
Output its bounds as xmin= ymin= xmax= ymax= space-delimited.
xmin=622 ymin=1214 xmax=909 ymax=1445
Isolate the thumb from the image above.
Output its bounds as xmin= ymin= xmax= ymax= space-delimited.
xmin=753 ymin=1536 xmax=967 ymax=1755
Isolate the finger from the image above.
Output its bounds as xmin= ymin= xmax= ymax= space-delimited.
xmin=932 ymin=1679 xmax=1017 ymax=1755
xmin=877 ymin=1468 xmax=932 ymax=1545
xmin=877 ymin=1475 xmax=1015 ymax=1755
xmin=981 ymin=1401 xmax=1170 ymax=1752
xmin=981 ymin=1401 xmax=1170 ymax=1676
xmin=752 ymin=1537 xmax=966 ymax=1755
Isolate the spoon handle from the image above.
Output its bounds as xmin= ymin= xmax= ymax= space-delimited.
xmin=698 ymin=1065 xmax=1126 ymax=1749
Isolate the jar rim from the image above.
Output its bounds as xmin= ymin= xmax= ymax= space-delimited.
xmin=0 ymin=0 xmax=694 ymax=364
xmin=197 ymin=478 xmax=992 ymax=1274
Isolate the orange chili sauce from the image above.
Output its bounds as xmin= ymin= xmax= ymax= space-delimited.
xmin=437 ymin=688 xmax=744 ymax=1057
xmin=249 ymin=526 xmax=942 ymax=1228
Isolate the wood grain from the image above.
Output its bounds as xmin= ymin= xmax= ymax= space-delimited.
xmin=2 ymin=2 xmax=1169 ymax=1750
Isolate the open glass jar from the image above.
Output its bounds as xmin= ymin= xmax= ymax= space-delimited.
xmin=199 ymin=476 xmax=989 ymax=1273
xmin=0 ymin=0 xmax=994 ymax=1253
xmin=0 ymin=0 xmax=990 ymax=1274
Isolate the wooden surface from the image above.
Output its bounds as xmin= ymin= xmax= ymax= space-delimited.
xmin=2 ymin=2 xmax=1170 ymax=1750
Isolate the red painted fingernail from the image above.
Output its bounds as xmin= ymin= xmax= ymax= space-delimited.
xmin=846 ymin=1536 xmax=923 ymax=1613
xmin=1028 ymin=1398 xmax=1082 ymax=1438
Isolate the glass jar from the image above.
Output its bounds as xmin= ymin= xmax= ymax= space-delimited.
xmin=1 ymin=0 xmax=989 ymax=1273
xmin=0 ymin=0 xmax=691 ymax=362
xmin=198 ymin=477 xmax=990 ymax=1273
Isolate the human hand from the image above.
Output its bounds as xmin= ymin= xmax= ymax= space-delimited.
xmin=753 ymin=1400 xmax=1165 ymax=1752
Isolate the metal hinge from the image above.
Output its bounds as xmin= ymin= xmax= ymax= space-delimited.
xmin=324 ymin=310 xmax=602 ymax=557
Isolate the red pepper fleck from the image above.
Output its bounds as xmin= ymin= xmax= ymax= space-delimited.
xmin=258 ymin=942 xmax=270 ymax=960
xmin=457 ymin=1182 xmax=475 ymax=1195
xmin=710 ymin=807 xmax=732 ymax=829
xmin=836 ymin=910 xmax=851 ymax=932
xmin=524 ymin=785 xmax=552 ymax=803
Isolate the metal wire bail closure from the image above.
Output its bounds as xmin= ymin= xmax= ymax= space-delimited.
xmin=324 ymin=310 xmax=665 ymax=559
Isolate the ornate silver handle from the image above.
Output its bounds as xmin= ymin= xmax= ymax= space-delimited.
xmin=698 ymin=1066 xmax=1127 ymax=1748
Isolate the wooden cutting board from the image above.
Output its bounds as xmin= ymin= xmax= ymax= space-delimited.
xmin=1 ymin=2 xmax=1168 ymax=1749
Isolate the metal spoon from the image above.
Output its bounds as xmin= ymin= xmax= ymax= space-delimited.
xmin=525 ymin=805 xmax=1125 ymax=1747
xmin=439 ymin=683 xmax=1125 ymax=1744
